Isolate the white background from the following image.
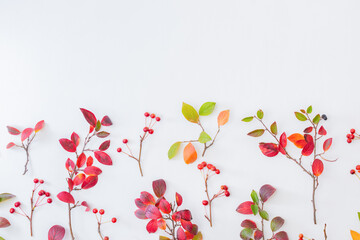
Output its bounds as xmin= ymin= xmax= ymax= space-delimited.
xmin=0 ymin=1 xmax=360 ymax=239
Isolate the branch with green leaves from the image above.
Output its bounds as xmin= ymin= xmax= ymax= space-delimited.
xmin=168 ymin=102 xmax=230 ymax=164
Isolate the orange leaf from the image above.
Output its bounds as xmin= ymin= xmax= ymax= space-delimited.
xmin=288 ymin=133 xmax=307 ymax=148
xmin=183 ymin=143 xmax=197 ymax=164
xmin=217 ymin=110 xmax=230 ymax=127
xmin=351 ymin=230 xmax=360 ymax=240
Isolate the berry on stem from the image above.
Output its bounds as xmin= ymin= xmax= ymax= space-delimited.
xmin=39 ymin=180 xmax=44 ymax=184
xmin=148 ymin=129 xmax=154 ymax=134
xmin=224 ymin=191 xmax=230 ymax=197
xmin=47 ymin=198 xmax=52 ymax=204
xmin=351 ymin=169 xmax=356 ymax=175
xmin=104 ymin=237 xmax=109 ymax=240
xmin=33 ymin=178 xmax=39 ymax=184
xmin=99 ymin=209 xmax=105 ymax=215
xmin=9 ymin=208 xmax=15 ymax=214
xmin=143 ymin=127 xmax=149 ymax=132
xmin=150 ymin=114 xmax=155 ymax=119
xmin=111 ymin=217 xmax=117 ymax=223
xmin=93 ymin=208 xmax=98 ymax=214
xmin=122 ymin=139 xmax=128 ymax=144
xmin=117 ymin=148 xmax=122 ymax=153
xmin=144 ymin=112 xmax=150 ymax=117
xmin=156 ymin=117 xmax=161 ymax=121
xmin=14 ymin=202 xmax=20 ymax=207
xmin=202 ymin=200 xmax=208 ymax=206
xmin=351 ymin=129 xmax=356 ymax=134
xmin=348 ymin=139 xmax=352 ymax=143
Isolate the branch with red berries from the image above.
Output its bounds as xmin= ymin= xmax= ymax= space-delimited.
xmin=197 ymin=161 xmax=229 ymax=227
xmin=134 ymin=179 xmax=202 ymax=240
xmin=91 ymin=208 xmax=117 ymax=240
xmin=168 ymin=102 xmax=230 ymax=164
xmin=117 ymin=112 xmax=161 ymax=177
xmin=236 ymin=184 xmax=289 ymax=240
xmin=9 ymin=178 xmax=52 ymax=237
xmin=57 ymin=108 xmax=113 ymax=240
xmin=6 ymin=120 xmax=45 ymax=175
xmin=243 ymin=106 xmax=336 ymax=224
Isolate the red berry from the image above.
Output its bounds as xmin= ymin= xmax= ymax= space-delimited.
xmin=215 ymin=169 xmax=220 ymax=174
xmin=201 ymin=161 xmax=207 ymax=167
xmin=224 ymin=191 xmax=230 ymax=197
xmin=104 ymin=237 xmax=109 ymax=240
xmin=299 ymin=234 xmax=304 ymax=238
xmin=351 ymin=134 xmax=355 ymax=139
xmin=144 ymin=112 xmax=150 ymax=117
xmin=38 ymin=190 xmax=45 ymax=196
xmin=45 ymin=192 xmax=51 ymax=197
xmin=211 ymin=166 xmax=216 ymax=171
xmin=351 ymin=169 xmax=356 ymax=175
xmin=156 ymin=117 xmax=161 ymax=121
xmin=122 ymin=139 xmax=128 ymax=144
xmin=33 ymin=178 xmax=39 ymax=184
xmin=117 ymin=148 xmax=122 ymax=152
xmin=150 ymin=113 xmax=156 ymax=118
xmin=348 ymin=138 xmax=352 ymax=143
xmin=351 ymin=129 xmax=356 ymax=134
xmin=197 ymin=164 xmax=203 ymax=170
xmin=221 ymin=185 xmax=228 ymax=190
xmin=347 ymin=134 xmax=351 ymax=138
xmin=9 ymin=208 xmax=15 ymax=214
xmin=47 ymin=198 xmax=52 ymax=204
xmin=111 ymin=217 xmax=117 ymax=223
xmin=207 ymin=164 xmax=213 ymax=169
xmin=143 ymin=127 xmax=149 ymax=132
xmin=39 ymin=179 xmax=44 ymax=184
xmin=356 ymin=165 xmax=360 ymax=171
xmin=14 ymin=202 xmax=20 ymax=207
xmin=93 ymin=208 xmax=98 ymax=214
xmin=148 ymin=129 xmax=154 ymax=134
xmin=99 ymin=209 xmax=105 ymax=215
xmin=202 ymin=200 xmax=208 ymax=206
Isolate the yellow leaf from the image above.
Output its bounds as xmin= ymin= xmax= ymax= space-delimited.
xmin=183 ymin=143 xmax=197 ymax=164
xmin=218 ymin=110 xmax=230 ymax=126
xmin=351 ymin=230 xmax=360 ymax=240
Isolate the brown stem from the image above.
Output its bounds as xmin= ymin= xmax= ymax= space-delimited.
xmin=202 ymin=128 xmax=220 ymax=157
xmin=312 ymin=177 xmax=318 ymax=225
xmin=98 ymin=222 xmax=104 ymax=240
xmin=204 ymin=175 xmax=213 ymax=227
xmin=68 ymin=204 xmax=75 ymax=240
xmin=137 ymin=134 xmax=145 ymax=177
xmin=323 ymin=224 xmax=327 ymax=240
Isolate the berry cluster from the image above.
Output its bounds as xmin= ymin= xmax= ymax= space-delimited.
xmin=117 ymin=112 xmax=161 ymax=176
xmin=92 ymin=208 xmax=117 ymax=240
xmin=198 ymin=161 xmax=230 ymax=227
xmin=9 ymin=178 xmax=52 ymax=237
xmin=346 ymin=129 xmax=358 ymax=143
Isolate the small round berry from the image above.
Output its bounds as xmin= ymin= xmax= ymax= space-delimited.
xmin=9 ymin=208 xmax=15 ymax=214
xmin=351 ymin=169 xmax=356 ymax=175
xmin=14 ymin=202 xmax=20 ymax=208
xmin=122 ymin=139 xmax=128 ymax=144
xmin=202 ymin=200 xmax=208 ymax=206
xmin=221 ymin=185 xmax=228 ymax=190
xmin=143 ymin=127 xmax=149 ymax=132
xmin=39 ymin=179 xmax=44 ymax=184
xmin=207 ymin=164 xmax=213 ymax=169
xmin=148 ymin=129 xmax=154 ymax=134
xmin=321 ymin=114 xmax=327 ymax=120
xmin=215 ymin=169 xmax=220 ymax=174
xmin=351 ymin=129 xmax=356 ymax=134
xmin=93 ymin=208 xmax=98 ymax=214
xmin=211 ymin=166 xmax=216 ymax=171
xmin=117 ymin=148 xmax=122 ymax=153
xmin=197 ymin=164 xmax=204 ymax=170
xmin=38 ymin=190 xmax=45 ymax=196
xmin=111 ymin=217 xmax=117 ymax=223
xmin=347 ymin=134 xmax=351 ymax=139
xmin=99 ymin=209 xmax=105 ymax=215
xmin=356 ymin=165 xmax=360 ymax=171
xmin=144 ymin=112 xmax=150 ymax=117
xmin=45 ymin=192 xmax=51 ymax=197
xmin=299 ymin=233 xmax=304 ymax=238
xmin=33 ymin=178 xmax=39 ymax=184
xmin=150 ymin=113 xmax=156 ymax=119
xmin=156 ymin=117 xmax=161 ymax=121
xmin=347 ymin=138 xmax=352 ymax=143
xmin=47 ymin=198 xmax=52 ymax=204
xmin=224 ymin=191 xmax=230 ymax=197
xmin=104 ymin=237 xmax=109 ymax=240
xmin=201 ymin=161 xmax=207 ymax=167
xmin=351 ymin=134 xmax=355 ymax=139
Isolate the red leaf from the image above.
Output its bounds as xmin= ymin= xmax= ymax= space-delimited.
xmin=279 ymin=132 xmax=287 ymax=155
xmin=172 ymin=212 xmax=181 ymax=221
xmin=65 ymin=158 xmax=75 ymax=172
xmin=140 ymin=191 xmax=155 ymax=205
xmin=178 ymin=210 xmax=192 ymax=221
xmin=259 ymin=184 xmax=276 ymax=202
xmin=274 ymin=231 xmax=289 ymax=240
xmin=176 ymin=192 xmax=183 ymax=206
xmin=288 ymin=133 xmax=307 ymax=148
xmin=80 ymin=108 xmax=97 ymax=127
xmin=76 ymin=153 xmax=86 ymax=168
xmin=146 ymin=219 xmax=158 ymax=233
xmin=59 ymin=139 xmax=77 ymax=152
xmin=81 ymin=201 xmax=90 ymax=211
xmin=254 ymin=230 xmax=264 ymax=240
xmin=57 ymin=191 xmax=75 ymax=204
xmin=86 ymin=156 xmax=93 ymax=166
xmin=94 ymin=151 xmax=112 ymax=165
xmin=84 ymin=166 xmax=102 ymax=176
xmin=318 ymin=126 xmax=327 ymax=136
xmin=135 ymin=209 xmax=147 ymax=219
xmin=35 ymin=120 xmax=45 ymax=133
xmin=312 ymin=159 xmax=324 ymax=177
xmin=101 ymin=116 xmax=113 ymax=126
xmin=99 ymin=140 xmax=110 ymax=151
xmin=81 ymin=176 xmax=98 ymax=189
xmin=241 ymin=219 xmax=257 ymax=229
xmin=323 ymin=138 xmax=332 ymax=152
xmin=71 ymin=132 xmax=80 ymax=147
xmin=180 ymin=220 xmax=193 ymax=232
xmin=153 ymin=179 xmax=166 ymax=198
xmin=304 ymin=127 xmax=313 ymax=133
xmin=236 ymin=201 xmax=254 ymax=214
xmin=145 ymin=205 xmax=162 ymax=219
xmin=177 ymin=227 xmax=186 ymax=240
xmin=0 ymin=217 xmax=10 ymax=228
xmin=7 ymin=126 xmax=21 ymax=135
xmin=304 ymin=134 xmax=313 ymax=143
xmin=21 ymin=128 xmax=34 ymax=141
xmin=157 ymin=218 xmax=166 ymax=230
xmin=302 ymin=142 xmax=314 ymax=156
xmin=135 ymin=198 xmax=147 ymax=209
xmin=188 ymin=224 xmax=198 ymax=235
xmin=48 ymin=225 xmax=65 ymax=240
xmin=6 ymin=142 xmax=15 ymax=149
xmin=158 ymin=199 xmax=171 ymax=214
xmin=67 ymin=178 xmax=74 ymax=191
xmin=73 ymin=173 xmax=86 ymax=185
xmin=259 ymin=143 xmax=279 ymax=157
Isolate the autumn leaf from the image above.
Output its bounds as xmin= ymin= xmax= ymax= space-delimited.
xmin=59 ymin=139 xmax=77 ymax=152
xmin=351 ymin=230 xmax=360 ymax=240
xmin=80 ymin=108 xmax=97 ymax=127
xmin=7 ymin=126 xmax=21 ymax=135
xmin=248 ymin=129 xmax=265 ymax=137
xmin=57 ymin=191 xmax=75 ymax=204
xmin=259 ymin=143 xmax=279 ymax=157
xmin=168 ymin=142 xmax=181 ymax=159
xmin=218 ymin=110 xmax=230 ymax=126
xmin=312 ymin=159 xmax=324 ymax=177
xmin=182 ymin=103 xmax=199 ymax=123
xmin=288 ymin=133 xmax=307 ymax=148
xmin=323 ymin=138 xmax=332 ymax=152
xmin=183 ymin=143 xmax=197 ymax=164
xmin=35 ymin=120 xmax=45 ymax=133
xmin=48 ymin=225 xmax=65 ymax=240
xmin=21 ymin=128 xmax=34 ymax=141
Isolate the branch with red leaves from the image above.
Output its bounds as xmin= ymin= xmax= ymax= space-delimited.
xmin=168 ymin=102 xmax=230 ymax=164
xmin=134 ymin=179 xmax=203 ymax=240
xmin=57 ymin=108 xmax=113 ymax=240
xmin=117 ymin=112 xmax=161 ymax=177
xmin=243 ymin=106 xmax=336 ymax=225
xmin=6 ymin=120 xmax=45 ymax=175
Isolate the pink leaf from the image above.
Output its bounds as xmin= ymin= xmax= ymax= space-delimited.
xmin=80 ymin=108 xmax=97 ymax=127
xmin=48 ymin=225 xmax=65 ymax=240
xmin=135 ymin=198 xmax=147 ymax=209
xmin=73 ymin=173 xmax=86 ymax=186
xmin=101 ymin=116 xmax=113 ymax=126
xmin=176 ymin=192 xmax=183 ymax=206
xmin=6 ymin=142 xmax=15 ymax=149
xmin=35 ymin=120 xmax=45 ymax=133
xmin=318 ymin=126 xmax=327 ymax=136
xmin=67 ymin=178 xmax=74 ymax=191
xmin=57 ymin=191 xmax=75 ymax=204
xmin=59 ymin=139 xmax=76 ymax=152
xmin=158 ymin=199 xmax=171 ymax=214
xmin=259 ymin=184 xmax=276 ymax=202
xmin=145 ymin=205 xmax=162 ymax=219
xmin=0 ymin=217 xmax=10 ymax=228
xmin=178 ymin=210 xmax=192 ymax=221
xmin=140 ymin=191 xmax=155 ymax=205
xmin=241 ymin=219 xmax=257 ymax=229
xmin=84 ymin=166 xmax=102 ymax=176
xmin=134 ymin=209 xmax=147 ymax=219
xmin=312 ymin=159 xmax=324 ymax=177
xmin=274 ymin=231 xmax=289 ymax=240
xmin=302 ymin=142 xmax=314 ymax=156
xmin=177 ymin=227 xmax=186 ymax=240
xmin=81 ymin=176 xmax=98 ymax=189
xmin=146 ymin=219 xmax=158 ymax=233
xmin=71 ymin=132 xmax=80 ymax=147
xmin=7 ymin=126 xmax=21 ymax=135
xmin=323 ymin=138 xmax=332 ymax=152
xmin=81 ymin=201 xmax=91 ymax=211
xmin=65 ymin=158 xmax=75 ymax=172
xmin=94 ymin=151 xmax=112 ymax=165
xmin=152 ymin=179 xmax=166 ymax=198
xmin=21 ymin=128 xmax=34 ymax=141
xmin=76 ymin=153 xmax=86 ymax=168
xmin=236 ymin=201 xmax=254 ymax=214
xmin=99 ymin=140 xmax=110 ymax=151
xmin=259 ymin=143 xmax=279 ymax=157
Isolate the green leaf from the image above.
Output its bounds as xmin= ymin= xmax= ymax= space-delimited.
xmin=182 ymin=102 xmax=199 ymax=123
xmin=313 ymin=114 xmax=321 ymax=124
xmin=168 ymin=142 xmax=181 ymax=159
xmin=294 ymin=112 xmax=307 ymax=121
xmin=307 ymin=106 xmax=312 ymax=114
xmin=0 ymin=193 xmax=15 ymax=203
xmin=251 ymin=203 xmax=258 ymax=215
xmin=240 ymin=228 xmax=253 ymax=240
xmin=250 ymin=190 xmax=259 ymax=204
xmin=247 ymin=129 xmax=265 ymax=137
xmin=199 ymin=102 xmax=216 ymax=116
xmin=198 ymin=131 xmax=212 ymax=143
xmin=95 ymin=120 xmax=101 ymax=132
xmin=259 ymin=210 xmax=269 ymax=220
xmin=270 ymin=216 xmax=285 ymax=232
xmin=357 ymin=212 xmax=360 ymax=222
xmin=0 ymin=237 xmax=4 ymax=240
xmin=270 ymin=122 xmax=277 ymax=135
xmin=242 ymin=116 xmax=254 ymax=122
xmin=193 ymin=232 xmax=203 ymax=240
xmin=257 ymin=110 xmax=264 ymax=119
